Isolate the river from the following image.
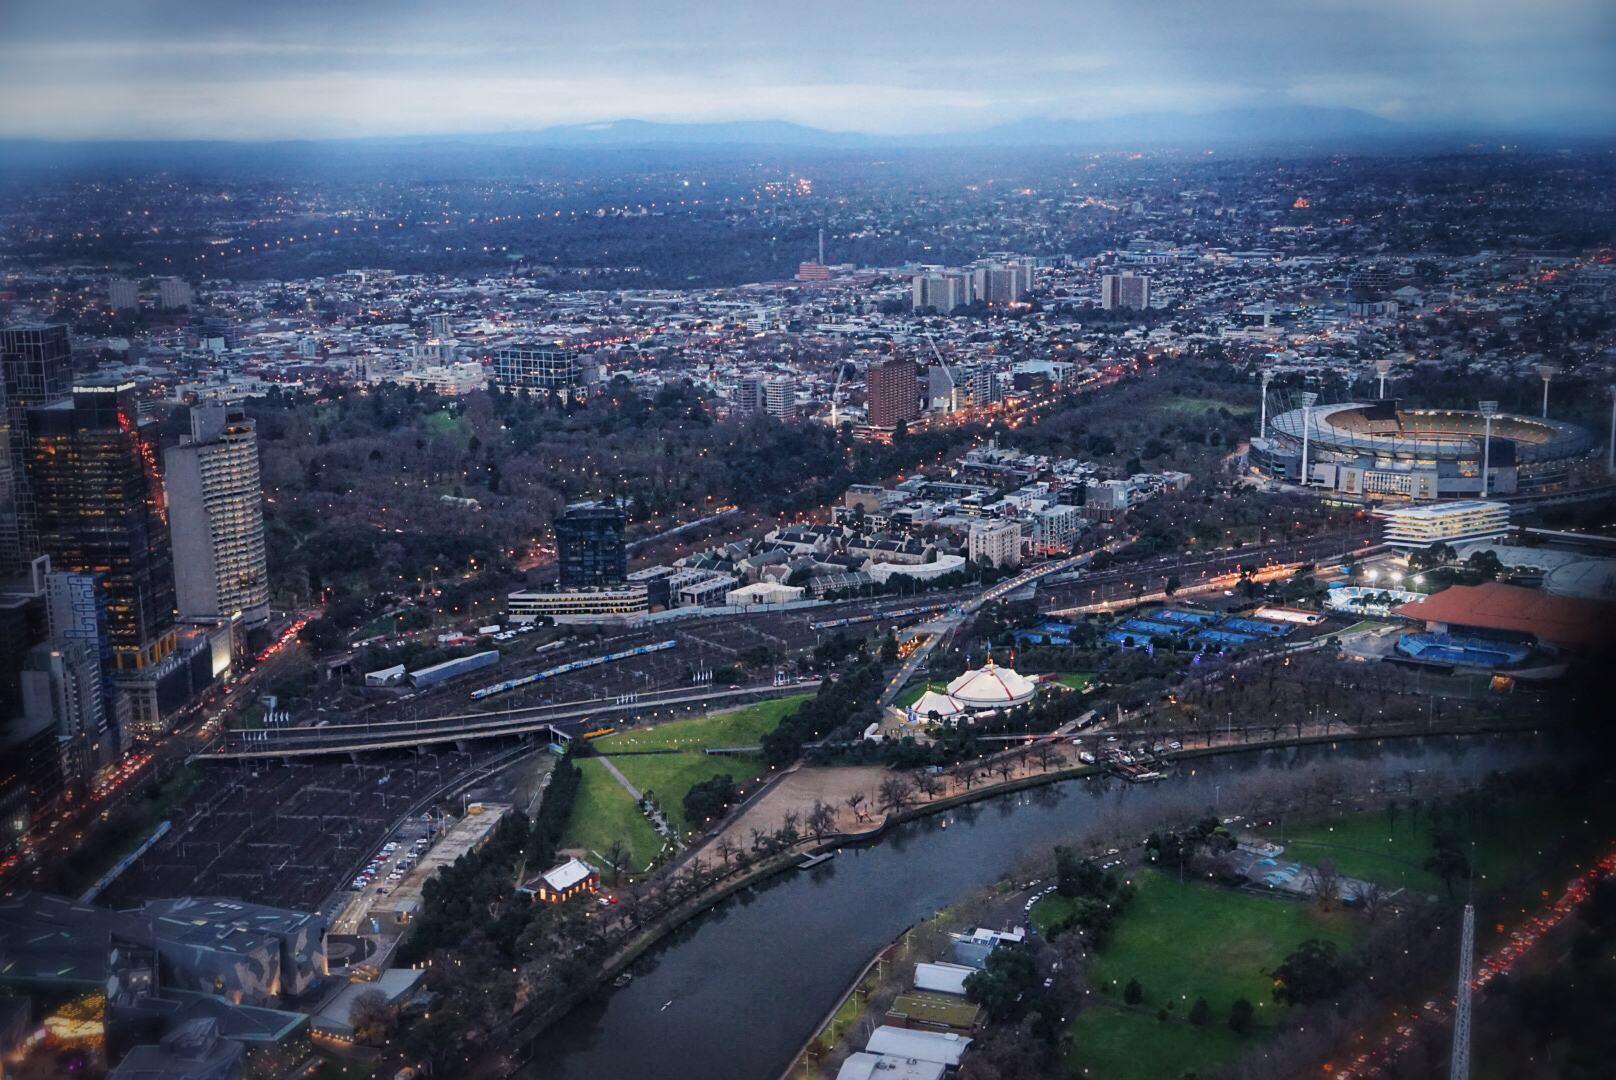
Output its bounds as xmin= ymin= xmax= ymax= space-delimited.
xmin=518 ymin=732 xmax=1565 ymax=1080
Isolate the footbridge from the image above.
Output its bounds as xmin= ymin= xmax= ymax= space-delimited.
xmin=194 ymin=680 xmax=819 ymax=761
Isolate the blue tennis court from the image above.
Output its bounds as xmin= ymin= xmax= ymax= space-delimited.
xmin=1119 ymin=618 xmax=1187 ymax=637
xmin=1221 ymin=617 xmax=1292 ymax=637
xmin=1155 ymin=609 xmax=1217 ymax=626
xmin=1195 ymin=629 xmax=1258 ymax=645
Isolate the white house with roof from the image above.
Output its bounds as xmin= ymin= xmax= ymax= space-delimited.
xmin=531 ymin=858 xmax=599 ymax=903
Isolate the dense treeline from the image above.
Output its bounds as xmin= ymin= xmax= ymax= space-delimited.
xmin=761 ymin=658 xmax=887 ymax=766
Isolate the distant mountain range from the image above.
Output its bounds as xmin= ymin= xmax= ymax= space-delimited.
xmin=476 ymin=107 xmax=1406 ymax=148
xmin=2 ymin=106 xmax=1609 ymax=170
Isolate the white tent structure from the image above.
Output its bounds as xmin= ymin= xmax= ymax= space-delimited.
xmin=906 ymin=689 xmax=965 ymax=724
xmin=946 ymin=660 xmax=1037 ymax=709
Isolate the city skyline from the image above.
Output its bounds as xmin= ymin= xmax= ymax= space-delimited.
xmin=0 ymin=0 xmax=1612 ymax=141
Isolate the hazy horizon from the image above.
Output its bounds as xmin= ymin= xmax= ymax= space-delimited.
xmin=1 ymin=0 xmax=1612 ymax=142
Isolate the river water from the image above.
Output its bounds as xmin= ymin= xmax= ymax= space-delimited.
xmin=519 ymin=732 xmax=1563 ymax=1080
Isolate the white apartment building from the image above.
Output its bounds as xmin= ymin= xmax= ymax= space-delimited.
xmin=163 ymin=404 xmax=271 ymax=630
xmin=1378 ymin=500 xmax=1512 ymax=549
xmin=968 ymin=520 xmax=1023 ymax=569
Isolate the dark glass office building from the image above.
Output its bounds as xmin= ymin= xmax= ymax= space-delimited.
xmin=26 ymin=384 xmax=177 ymax=671
xmin=0 ymin=323 xmax=75 ymax=569
xmin=555 ymin=500 xmax=626 ymax=588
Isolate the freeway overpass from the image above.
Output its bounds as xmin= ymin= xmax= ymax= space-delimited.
xmin=195 ymin=681 xmax=817 ymax=761
xmin=878 ymin=552 xmax=1092 ymax=706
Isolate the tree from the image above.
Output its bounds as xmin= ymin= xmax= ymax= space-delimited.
xmin=1164 ymin=575 xmax=1180 ymax=597
xmin=1423 ymin=830 xmax=1472 ymax=899
xmin=1228 ymin=997 xmax=1255 ymax=1035
xmin=1123 ymin=977 xmax=1143 ymax=1005
xmin=1305 ymin=857 xmax=1342 ymax=910
xmin=845 ymin=791 xmax=868 ymax=822
xmin=603 ymin=839 xmax=631 ymax=885
xmin=1030 ymin=740 xmax=1063 ymax=772
xmin=1189 ymin=997 xmax=1210 ymax=1026
xmin=1271 ymin=938 xmax=1357 ymax=1005
xmin=964 ymin=946 xmax=1043 ymax=1022
xmin=682 ymin=773 xmax=741 ymax=826
xmin=348 ymin=988 xmax=395 ymax=1046
xmin=878 ymin=774 xmax=914 ymax=815
xmin=806 ymin=800 xmax=836 ymax=839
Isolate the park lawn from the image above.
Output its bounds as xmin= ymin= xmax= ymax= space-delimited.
xmin=426 ymin=408 xmax=468 ymax=436
xmin=595 ymin=695 xmax=809 ymax=753
xmin=1064 ymin=1004 xmax=1255 ymax=1079
xmin=1271 ymin=799 xmax=1587 ymax=900
xmin=310 ymin=1054 xmax=376 ymax=1080
xmin=559 ymin=758 xmax=666 ymax=874
xmin=1055 ymin=671 xmax=1096 ymax=690
xmin=894 ymin=683 xmax=936 ymax=708
xmin=1084 ymin=870 xmax=1355 ymax=1020
xmin=608 ymin=750 xmax=771 ymax=835
xmin=1149 ymin=394 xmax=1252 ymax=421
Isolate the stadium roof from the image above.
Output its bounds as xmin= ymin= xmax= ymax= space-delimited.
xmin=1391 ymin=583 xmax=1615 ymax=649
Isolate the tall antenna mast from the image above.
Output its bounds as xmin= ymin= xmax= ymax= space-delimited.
xmin=1449 ymin=902 xmax=1474 ymax=1080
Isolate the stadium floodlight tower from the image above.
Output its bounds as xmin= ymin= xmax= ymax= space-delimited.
xmin=1259 ymin=370 xmax=1275 ymax=439
xmin=1609 ymin=386 xmax=1616 ymax=476
xmin=1536 ymin=363 xmax=1558 ymax=419
xmin=1479 ymin=400 xmax=1499 ymax=498
xmin=1299 ymin=391 xmax=1319 ymax=488
xmin=1375 ymin=356 xmax=1395 ymax=399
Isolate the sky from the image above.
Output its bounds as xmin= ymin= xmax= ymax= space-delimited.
xmin=0 ymin=0 xmax=1612 ymax=141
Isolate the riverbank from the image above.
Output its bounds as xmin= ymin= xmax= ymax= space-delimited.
xmin=484 ymin=716 xmax=1565 ymax=1078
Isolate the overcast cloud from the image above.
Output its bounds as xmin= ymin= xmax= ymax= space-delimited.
xmin=0 ymin=0 xmax=1611 ymax=139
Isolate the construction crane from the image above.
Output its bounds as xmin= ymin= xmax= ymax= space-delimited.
xmin=829 ymin=361 xmax=848 ymax=429
xmin=923 ymin=329 xmax=960 ymax=412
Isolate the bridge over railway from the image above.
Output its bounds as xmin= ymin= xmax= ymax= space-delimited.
xmin=193 ymin=681 xmax=818 ymax=761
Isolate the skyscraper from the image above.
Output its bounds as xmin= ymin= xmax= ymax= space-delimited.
xmin=26 ymin=383 xmax=176 ymax=672
xmin=0 ymin=323 xmax=75 ymax=570
xmin=555 ymin=501 xmax=627 ymax=589
xmin=163 ymin=404 xmax=271 ymax=633
xmin=866 ymin=358 xmax=920 ymax=429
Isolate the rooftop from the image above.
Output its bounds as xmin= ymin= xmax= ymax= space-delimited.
xmin=1391 ymin=582 xmax=1615 ymax=650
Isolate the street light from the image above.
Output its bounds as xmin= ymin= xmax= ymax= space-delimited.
xmin=1478 ymin=401 xmax=1499 ymax=498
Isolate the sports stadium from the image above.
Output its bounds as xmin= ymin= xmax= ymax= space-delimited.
xmin=1250 ymin=400 xmax=1597 ymax=501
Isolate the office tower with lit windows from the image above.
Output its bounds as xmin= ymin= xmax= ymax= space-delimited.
xmin=866 ymin=357 xmax=920 ymax=429
xmin=555 ymin=500 xmax=627 ymax=589
xmin=25 ymin=383 xmax=177 ymax=674
xmin=163 ymin=404 xmax=271 ymax=633
xmin=0 ymin=323 xmax=75 ymax=571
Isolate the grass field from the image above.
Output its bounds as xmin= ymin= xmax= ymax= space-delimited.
xmin=1041 ymin=869 xmax=1354 ymax=1078
xmin=589 ymin=696 xmax=809 ymax=835
xmin=594 ymin=696 xmax=807 ymax=753
xmin=1055 ymin=671 xmax=1096 ymax=690
xmin=610 ymin=751 xmax=772 ymax=834
xmin=559 ymin=758 xmax=666 ymax=874
xmin=1064 ymin=1004 xmax=1254 ymax=1079
xmin=1149 ymin=394 xmax=1252 ymax=421
xmin=894 ymin=683 xmax=936 ymax=708
xmin=1268 ymin=799 xmax=1586 ymax=899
